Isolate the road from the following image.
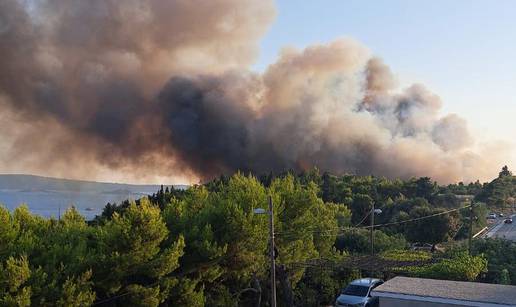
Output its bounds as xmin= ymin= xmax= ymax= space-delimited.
xmin=487 ymin=215 xmax=516 ymax=241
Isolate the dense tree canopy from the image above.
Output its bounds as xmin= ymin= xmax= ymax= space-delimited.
xmin=476 ymin=170 xmax=516 ymax=209
xmin=1 ymin=167 xmax=515 ymax=305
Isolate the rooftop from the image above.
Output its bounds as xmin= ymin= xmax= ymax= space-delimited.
xmin=371 ymin=276 xmax=516 ymax=306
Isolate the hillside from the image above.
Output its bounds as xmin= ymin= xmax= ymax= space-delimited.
xmin=0 ymin=174 xmax=186 ymax=193
xmin=0 ymin=174 xmax=187 ymax=219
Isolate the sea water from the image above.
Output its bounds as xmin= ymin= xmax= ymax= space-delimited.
xmin=0 ymin=189 xmax=155 ymax=220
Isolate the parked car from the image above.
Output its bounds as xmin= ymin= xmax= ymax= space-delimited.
xmin=335 ymin=278 xmax=383 ymax=307
xmin=505 ymin=218 xmax=513 ymax=224
xmin=499 ymin=213 xmax=504 ymax=217
xmin=487 ymin=213 xmax=497 ymax=219
xmin=410 ymin=242 xmax=433 ymax=252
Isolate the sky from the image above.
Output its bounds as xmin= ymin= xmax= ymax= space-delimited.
xmin=254 ymin=0 xmax=516 ymax=143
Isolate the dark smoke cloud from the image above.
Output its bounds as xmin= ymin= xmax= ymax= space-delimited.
xmin=0 ymin=0 xmax=508 ymax=183
xmin=0 ymin=0 xmax=275 ymax=182
xmin=158 ymin=75 xmax=256 ymax=176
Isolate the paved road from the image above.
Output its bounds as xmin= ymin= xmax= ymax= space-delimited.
xmin=489 ymin=215 xmax=516 ymax=241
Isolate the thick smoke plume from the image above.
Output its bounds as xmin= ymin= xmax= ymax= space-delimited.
xmin=0 ymin=0 xmax=508 ymax=183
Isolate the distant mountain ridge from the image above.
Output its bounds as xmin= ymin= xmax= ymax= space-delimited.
xmin=0 ymin=174 xmax=187 ymax=193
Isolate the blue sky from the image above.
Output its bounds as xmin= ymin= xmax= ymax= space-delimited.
xmin=254 ymin=0 xmax=516 ymax=145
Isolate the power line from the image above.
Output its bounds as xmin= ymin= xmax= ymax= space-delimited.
xmin=283 ymin=254 xmax=442 ymax=274
xmin=273 ymin=207 xmax=374 ymax=237
xmin=92 ymin=292 xmax=133 ymax=306
xmin=354 ymin=209 xmax=372 ymax=227
xmin=275 ymin=205 xmax=470 ymax=238
xmin=359 ymin=205 xmax=470 ymax=229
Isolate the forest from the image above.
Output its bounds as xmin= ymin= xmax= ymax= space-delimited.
xmin=0 ymin=167 xmax=515 ymax=306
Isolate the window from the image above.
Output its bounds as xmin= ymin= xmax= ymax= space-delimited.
xmin=342 ymin=285 xmax=370 ymax=297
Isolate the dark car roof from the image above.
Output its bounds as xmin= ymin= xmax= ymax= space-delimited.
xmin=349 ymin=278 xmax=383 ymax=287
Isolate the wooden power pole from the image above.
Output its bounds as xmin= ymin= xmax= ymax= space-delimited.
xmin=468 ymin=200 xmax=474 ymax=255
xmin=268 ymin=195 xmax=277 ymax=307
xmin=370 ymin=202 xmax=375 ymax=256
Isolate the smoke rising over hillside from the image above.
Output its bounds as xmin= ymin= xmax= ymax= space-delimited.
xmin=0 ymin=0 xmax=508 ymax=183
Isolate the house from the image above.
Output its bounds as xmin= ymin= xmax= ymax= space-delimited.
xmin=371 ymin=276 xmax=516 ymax=306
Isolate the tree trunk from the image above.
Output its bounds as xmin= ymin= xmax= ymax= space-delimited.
xmin=277 ymin=264 xmax=295 ymax=307
xmin=252 ymin=273 xmax=262 ymax=307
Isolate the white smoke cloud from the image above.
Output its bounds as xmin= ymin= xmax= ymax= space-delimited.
xmin=0 ymin=0 xmax=511 ymax=184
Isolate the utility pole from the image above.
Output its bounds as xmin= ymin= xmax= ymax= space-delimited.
xmin=370 ymin=202 xmax=374 ymax=256
xmin=268 ymin=195 xmax=277 ymax=307
xmin=468 ymin=200 xmax=475 ymax=255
